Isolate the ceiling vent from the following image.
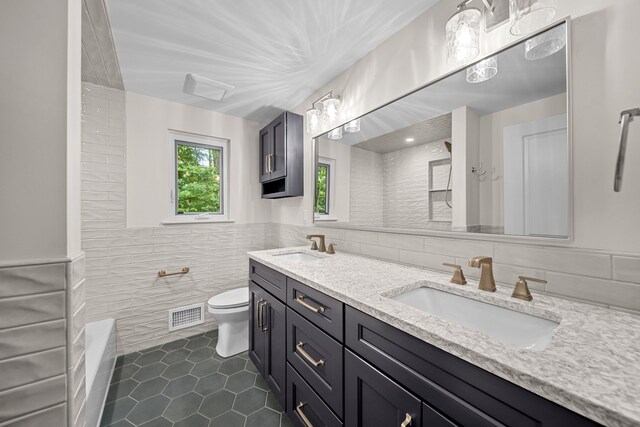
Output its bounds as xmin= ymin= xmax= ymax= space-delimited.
xmin=183 ymin=73 xmax=235 ymax=102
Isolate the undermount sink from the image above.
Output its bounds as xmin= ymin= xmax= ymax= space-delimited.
xmin=272 ymin=252 xmax=322 ymax=262
xmin=392 ymin=287 xmax=559 ymax=351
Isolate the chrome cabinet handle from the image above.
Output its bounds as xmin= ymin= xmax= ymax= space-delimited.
xmin=264 ymin=155 xmax=269 ymax=174
xmin=268 ymin=154 xmax=272 ymax=173
xmin=400 ymin=413 xmax=412 ymax=427
xmin=614 ymin=108 xmax=640 ymax=192
xmin=256 ymin=299 xmax=265 ymax=328
xmin=295 ymin=402 xmax=313 ymax=427
xmin=296 ymin=342 xmax=325 ymax=367
xmin=295 ymin=295 xmax=325 ymax=314
xmin=269 ymin=154 xmax=274 ymax=173
xmin=261 ymin=302 xmax=269 ymax=332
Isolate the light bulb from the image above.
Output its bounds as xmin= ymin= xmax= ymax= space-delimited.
xmin=306 ymin=108 xmax=321 ymax=135
xmin=323 ymin=97 xmax=341 ymax=125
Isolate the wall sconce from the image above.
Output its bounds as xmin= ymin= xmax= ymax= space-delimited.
xmin=510 ymin=0 xmax=558 ymax=36
xmin=305 ymin=91 xmax=341 ymax=135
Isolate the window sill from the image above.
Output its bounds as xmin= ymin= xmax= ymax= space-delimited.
xmin=161 ymin=218 xmax=235 ymax=225
xmin=314 ymin=216 xmax=339 ymax=222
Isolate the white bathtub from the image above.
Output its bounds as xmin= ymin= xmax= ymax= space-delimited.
xmin=85 ymin=319 xmax=117 ymax=427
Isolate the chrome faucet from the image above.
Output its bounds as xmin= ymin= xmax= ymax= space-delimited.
xmin=306 ymin=234 xmax=326 ymax=252
xmin=468 ymin=256 xmax=496 ymax=292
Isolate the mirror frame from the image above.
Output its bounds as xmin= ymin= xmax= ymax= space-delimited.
xmin=312 ymin=18 xmax=573 ymax=246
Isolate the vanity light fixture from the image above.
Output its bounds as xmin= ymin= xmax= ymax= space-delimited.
xmin=344 ymin=118 xmax=361 ymax=133
xmin=327 ymin=127 xmax=343 ymax=140
xmin=524 ymin=22 xmax=566 ymax=60
xmin=509 ymin=0 xmax=557 ymax=36
xmin=466 ymin=55 xmax=498 ymax=83
xmin=305 ymin=91 xmax=341 ymax=135
xmin=446 ymin=1 xmax=482 ymax=66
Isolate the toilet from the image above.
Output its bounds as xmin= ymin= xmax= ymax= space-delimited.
xmin=207 ymin=287 xmax=250 ymax=358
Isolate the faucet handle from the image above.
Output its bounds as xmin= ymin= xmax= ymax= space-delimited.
xmin=443 ymin=263 xmax=467 ymax=285
xmin=309 ymin=240 xmax=318 ymax=251
xmin=327 ymin=243 xmax=337 ymax=254
xmin=512 ymin=276 xmax=547 ymax=301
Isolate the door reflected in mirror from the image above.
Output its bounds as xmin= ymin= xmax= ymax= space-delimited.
xmin=314 ymin=21 xmax=569 ymax=239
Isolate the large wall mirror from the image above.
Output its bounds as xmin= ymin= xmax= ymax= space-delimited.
xmin=314 ymin=21 xmax=570 ymax=240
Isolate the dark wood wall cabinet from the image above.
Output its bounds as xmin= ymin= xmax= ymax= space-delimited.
xmin=259 ymin=111 xmax=303 ymax=199
xmin=248 ymin=260 xmax=601 ymax=427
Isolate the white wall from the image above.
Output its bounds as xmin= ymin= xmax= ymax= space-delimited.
xmin=272 ymin=0 xmax=640 ymax=254
xmin=126 ymin=92 xmax=271 ymax=227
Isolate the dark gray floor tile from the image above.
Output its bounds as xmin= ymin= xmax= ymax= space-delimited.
xmin=163 ymin=360 xmax=195 ymax=380
xmin=280 ymin=413 xmax=295 ymax=427
xmin=191 ymin=358 xmax=222 ymax=378
xmin=112 ymin=364 xmax=141 ymax=384
xmin=161 ymin=339 xmax=188 ymax=352
xmin=218 ymin=357 xmax=246 ymax=375
xmin=133 ymin=362 xmax=168 ymax=382
xmin=236 ymin=351 xmax=249 ymax=360
xmin=194 ymin=372 xmax=227 ymax=395
xmin=185 ymin=336 xmax=211 ymax=350
xmin=174 ymin=413 xmax=210 ymax=427
xmin=209 ymin=410 xmax=246 ymax=427
xmin=204 ymin=329 xmax=219 ymax=339
xmin=164 ymin=392 xmax=204 ymax=422
xmin=225 ymin=371 xmax=256 ymax=393
xmin=244 ymin=360 xmax=259 ymax=374
xmin=199 ymin=390 xmax=235 ymax=419
xmin=138 ymin=416 xmax=172 ymax=427
xmin=254 ymin=373 xmax=269 ymax=391
xmin=107 ymin=379 xmax=139 ymax=403
xmin=140 ymin=345 xmax=163 ymax=354
xmin=188 ymin=347 xmax=214 ymax=363
xmin=163 ymin=375 xmax=198 ymax=398
xmin=116 ymin=352 xmax=141 ymax=368
xmin=130 ymin=377 xmax=169 ymax=401
xmin=136 ymin=349 xmax=167 ymax=366
xmin=106 ymin=419 xmax=135 ymax=427
xmin=265 ymin=391 xmax=283 ymax=412
xmin=162 ymin=348 xmax=191 ymax=365
xmin=246 ymin=407 xmax=282 ymax=427
xmin=233 ymin=387 xmax=267 ymax=415
xmin=100 ymin=397 xmax=137 ymax=426
xmin=127 ymin=394 xmax=171 ymax=425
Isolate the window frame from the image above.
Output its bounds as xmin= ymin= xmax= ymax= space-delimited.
xmin=168 ymin=131 xmax=230 ymax=223
xmin=314 ymin=156 xmax=337 ymax=221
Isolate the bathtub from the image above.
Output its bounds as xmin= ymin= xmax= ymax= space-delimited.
xmin=85 ymin=319 xmax=117 ymax=427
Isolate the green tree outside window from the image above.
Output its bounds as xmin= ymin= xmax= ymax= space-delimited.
xmin=176 ymin=143 xmax=221 ymax=214
xmin=315 ymin=163 xmax=329 ymax=215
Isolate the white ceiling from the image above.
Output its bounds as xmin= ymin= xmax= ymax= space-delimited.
xmin=105 ymin=0 xmax=439 ymax=123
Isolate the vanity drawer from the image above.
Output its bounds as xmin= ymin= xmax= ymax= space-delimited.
xmin=287 ymin=277 xmax=343 ymax=341
xmin=287 ymin=308 xmax=343 ymax=417
xmin=250 ymin=259 xmax=286 ymax=301
xmin=287 ymin=363 xmax=343 ymax=427
xmin=345 ymin=306 xmax=600 ymax=427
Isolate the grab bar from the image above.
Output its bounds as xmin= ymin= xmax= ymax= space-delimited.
xmin=614 ymin=108 xmax=640 ymax=192
xmin=157 ymin=267 xmax=189 ymax=278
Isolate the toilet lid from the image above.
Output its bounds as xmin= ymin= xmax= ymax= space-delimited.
xmin=208 ymin=288 xmax=249 ymax=309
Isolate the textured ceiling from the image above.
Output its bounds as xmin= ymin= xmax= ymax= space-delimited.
xmin=104 ymin=0 xmax=439 ymax=123
xmin=81 ymin=0 xmax=123 ymax=89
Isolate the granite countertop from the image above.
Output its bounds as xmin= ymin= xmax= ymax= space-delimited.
xmin=248 ymin=247 xmax=640 ymax=427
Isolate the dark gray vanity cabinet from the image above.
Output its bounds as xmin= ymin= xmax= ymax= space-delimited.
xmin=248 ymin=280 xmax=286 ymax=408
xmin=259 ymin=111 xmax=304 ymax=199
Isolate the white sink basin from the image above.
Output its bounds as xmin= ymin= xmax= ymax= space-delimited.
xmin=392 ymin=287 xmax=559 ymax=351
xmin=272 ymin=252 xmax=322 ymax=262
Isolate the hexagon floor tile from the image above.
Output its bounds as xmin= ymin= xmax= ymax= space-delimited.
xmin=101 ymin=331 xmax=291 ymax=427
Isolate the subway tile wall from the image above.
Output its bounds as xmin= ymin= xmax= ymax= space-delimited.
xmin=0 ymin=262 xmax=69 ymax=426
xmin=270 ymin=223 xmax=640 ymax=314
xmin=67 ymin=254 xmax=86 ymax=427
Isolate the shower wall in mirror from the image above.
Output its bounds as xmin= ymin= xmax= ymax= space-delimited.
xmin=314 ymin=22 xmax=569 ymax=239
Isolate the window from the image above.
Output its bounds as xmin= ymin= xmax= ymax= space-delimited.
xmin=169 ymin=132 xmax=229 ymax=222
xmin=315 ymin=157 xmax=336 ymax=220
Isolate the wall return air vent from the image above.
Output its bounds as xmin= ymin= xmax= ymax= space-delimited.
xmin=183 ymin=73 xmax=235 ymax=102
xmin=169 ymin=303 xmax=204 ymax=331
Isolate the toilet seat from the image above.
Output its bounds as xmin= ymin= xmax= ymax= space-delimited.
xmin=208 ymin=287 xmax=249 ymax=309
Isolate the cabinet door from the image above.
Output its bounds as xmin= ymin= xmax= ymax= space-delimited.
xmin=249 ymin=282 xmax=267 ymax=374
xmin=345 ymin=349 xmax=421 ymax=427
xmin=264 ymin=291 xmax=287 ymax=408
xmin=259 ymin=126 xmax=272 ymax=183
xmin=270 ymin=113 xmax=287 ymax=180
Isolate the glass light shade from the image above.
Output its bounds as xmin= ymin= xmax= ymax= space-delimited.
xmin=305 ymin=108 xmax=322 ymax=135
xmin=327 ymin=127 xmax=343 ymax=140
xmin=446 ymin=7 xmax=482 ymax=66
xmin=510 ymin=0 xmax=557 ymax=36
xmin=322 ymin=97 xmax=341 ymax=125
xmin=344 ymin=119 xmax=361 ymax=133
xmin=466 ymin=56 xmax=498 ymax=83
xmin=525 ymin=23 xmax=566 ymax=60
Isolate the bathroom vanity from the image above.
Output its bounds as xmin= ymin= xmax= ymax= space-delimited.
xmin=248 ymin=248 xmax=640 ymax=427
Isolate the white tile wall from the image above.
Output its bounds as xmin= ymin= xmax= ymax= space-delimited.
xmin=349 ymin=147 xmax=383 ymax=226
xmin=67 ymin=254 xmax=86 ymax=427
xmin=270 ymin=223 xmax=640 ymax=314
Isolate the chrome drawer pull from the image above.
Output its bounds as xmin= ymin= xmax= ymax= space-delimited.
xmin=296 ymin=402 xmax=313 ymax=427
xmin=401 ymin=413 xmax=412 ymax=427
xmin=296 ymin=295 xmax=325 ymax=313
xmin=296 ymin=342 xmax=325 ymax=367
